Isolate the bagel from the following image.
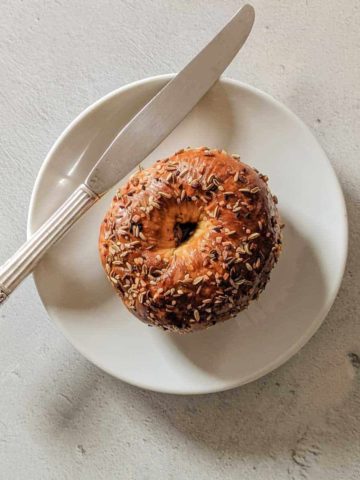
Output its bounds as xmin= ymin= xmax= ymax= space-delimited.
xmin=99 ymin=147 xmax=282 ymax=333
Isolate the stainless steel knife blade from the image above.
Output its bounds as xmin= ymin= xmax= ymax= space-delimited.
xmin=86 ymin=4 xmax=255 ymax=196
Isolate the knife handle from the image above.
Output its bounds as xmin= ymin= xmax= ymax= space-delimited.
xmin=0 ymin=183 xmax=99 ymax=304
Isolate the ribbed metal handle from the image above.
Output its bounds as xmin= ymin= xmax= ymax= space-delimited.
xmin=0 ymin=184 xmax=98 ymax=303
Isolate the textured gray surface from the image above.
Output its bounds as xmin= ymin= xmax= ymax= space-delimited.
xmin=0 ymin=0 xmax=359 ymax=478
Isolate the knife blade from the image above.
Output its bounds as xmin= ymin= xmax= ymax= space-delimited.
xmin=0 ymin=4 xmax=255 ymax=302
xmin=86 ymin=4 xmax=255 ymax=195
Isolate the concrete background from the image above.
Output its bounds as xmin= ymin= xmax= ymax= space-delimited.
xmin=0 ymin=0 xmax=359 ymax=478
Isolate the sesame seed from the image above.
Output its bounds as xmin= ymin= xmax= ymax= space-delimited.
xmin=159 ymin=191 xmax=171 ymax=199
xmin=248 ymin=232 xmax=260 ymax=240
xmin=166 ymin=172 xmax=174 ymax=183
xmin=244 ymin=243 xmax=252 ymax=255
xmin=110 ymin=242 xmax=120 ymax=252
xmin=193 ymin=276 xmax=204 ymax=285
xmin=179 ymin=168 xmax=189 ymax=178
xmin=229 ymin=278 xmax=237 ymax=288
xmin=212 ymin=178 xmax=220 ymax=186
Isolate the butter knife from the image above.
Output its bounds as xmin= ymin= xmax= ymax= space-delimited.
xmin=0 ymin=4 xmax=255 ymax=303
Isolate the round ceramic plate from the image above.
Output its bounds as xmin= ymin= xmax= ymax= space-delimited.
xmin=28 ymin=75 xmax=348 ymax=394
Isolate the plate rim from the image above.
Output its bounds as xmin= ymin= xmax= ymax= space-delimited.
xmin=27 ymin=74 xmax=349 ymax=395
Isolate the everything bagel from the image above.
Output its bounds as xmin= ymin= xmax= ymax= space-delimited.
xmin=99 ymin=147 xmax=282 ymax=332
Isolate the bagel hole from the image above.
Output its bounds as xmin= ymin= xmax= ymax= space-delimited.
xmin=174 ymin=222 xmax=198 ymax=246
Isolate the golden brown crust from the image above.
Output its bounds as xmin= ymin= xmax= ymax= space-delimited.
xmin=99 ymin=147 xmax=282 ymax=333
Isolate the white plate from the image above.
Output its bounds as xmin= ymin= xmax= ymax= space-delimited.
xmin=28 ymin=75 xmax=348 ymax=394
